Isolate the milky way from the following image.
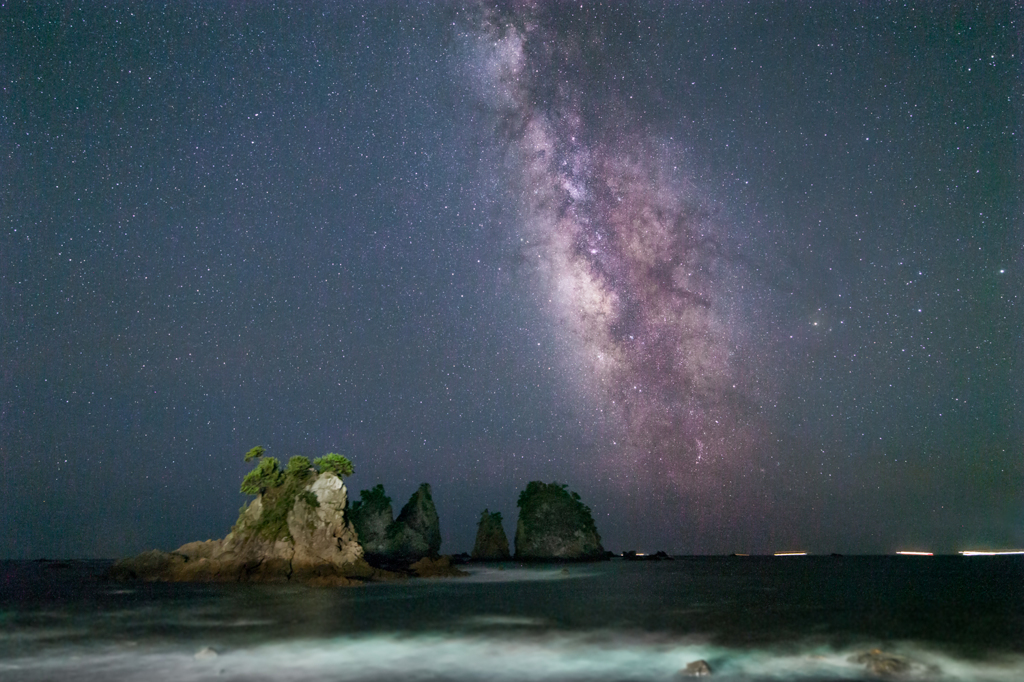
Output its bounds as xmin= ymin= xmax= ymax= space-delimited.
xmin=459 ymin=4 xmax=762 ymax=502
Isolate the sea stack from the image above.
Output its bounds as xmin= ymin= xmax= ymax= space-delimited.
xmin=471 ymin=510 xmax=511 ymax=560
xmin=112 ymin=459 xmax=376 ymax=585
xmin=349 ymin=482 xmax=446 ymax=568
xmin=514 ymin=481 xmax=605 ymax=561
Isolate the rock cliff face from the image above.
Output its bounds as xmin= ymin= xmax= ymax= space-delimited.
xmin=514 ymin=481 xmax=605 ymax=561
xmin=112 ymin=471 xmax=377 ymax=585
xmin=350 ymin=483 xmax=443 ymax=567
xmin=471 ymin=510 xmax=510 ymax=560
xmin=388 ymin=483 xmax=442 ymax=562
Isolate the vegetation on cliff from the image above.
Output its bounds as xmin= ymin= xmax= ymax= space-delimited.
xmin=236 ymin=447 xmax=354 ymax=542
xmin=517 ymin=482 xmax=598 ymax=537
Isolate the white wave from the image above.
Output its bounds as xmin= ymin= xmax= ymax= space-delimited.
xmin=2 ymin=632 xmax=1023 ymax=682
xmin=456 ymin=565 xmax=598 ymax=583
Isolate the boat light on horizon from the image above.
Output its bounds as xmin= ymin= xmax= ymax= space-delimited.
xmin=773 ymin=552 xmax=807 ymax=556
xmin=896 ymin=551 xmax=933 ymax=556
xmin=959 ymin=550 xmax=1024 ymax=556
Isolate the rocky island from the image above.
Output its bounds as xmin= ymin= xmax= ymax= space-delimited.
xmin=471 ymin=510 xmax=510 ymax=560
xmin=513 ymin=481 xmax=605 ymax=561
xmin=112 ymin=447 xmax=462 ymax=585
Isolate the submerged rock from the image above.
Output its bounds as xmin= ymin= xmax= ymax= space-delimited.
xmin=514 ymin=481 xmax=605 ymax=561
xmin=680 ymin=660 xmax=713 ymax=677
xmin=409 ymin=555 xmax=468 ymax=578
xmin=848 ymin=649 xmax=912 ymax=677
xmin=112 ymin=471 xmax=379 ymax=584
xmin=471 ymin=510 xmax=510 ymax=560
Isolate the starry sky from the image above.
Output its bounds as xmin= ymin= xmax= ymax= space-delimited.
xmin=2 ymin=1 xmax=1021 ymax=559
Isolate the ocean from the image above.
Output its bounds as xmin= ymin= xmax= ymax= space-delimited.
xmin=1 ymin=556 xmax=1021 ymax=681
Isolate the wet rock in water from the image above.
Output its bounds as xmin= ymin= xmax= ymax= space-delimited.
xmin=194 ymin=647 xmax=218 ymax=660
xmin=680 ymin=659 xmax=712 ymax=676
xmin=513 ymin=481 xmax=605 ymax=561
xmin=848 ymin=649 xmax=912 ymax=676
xmin=408 ymin=555 xmax=469 ymax=578
xmin=449 ymin=552 xmax=472 ymax=565
xmin=471 ymin=510 xmax=511 ymax=560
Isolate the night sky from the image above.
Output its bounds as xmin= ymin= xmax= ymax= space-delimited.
xmin=2 ymin=2 xmax=1021 ymax=559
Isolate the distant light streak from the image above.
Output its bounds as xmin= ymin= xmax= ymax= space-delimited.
xmin=773 ymin=552 xmax=807 ymax=556
xmin=959 ymin=550 xmax=1024 ymax=556
xmin=896 ymin=551 xmax=933 ymax=556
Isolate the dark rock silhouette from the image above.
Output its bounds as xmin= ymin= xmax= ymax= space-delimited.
xmin=388 ymin=483 xmax=442 ymax=562
xmin=348 ymin=484 xmax=394 ymax=557
xmin=472 ymin=510 xmax=511 ymax=560
xmin=350 ymin=483 xmax=446 ymax=568
xmin=514 ymin=481 xmax=604 ymax=561
xmin=621 ymin=550 xmax=673 ymax=561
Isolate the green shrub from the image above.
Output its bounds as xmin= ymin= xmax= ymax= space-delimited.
xmin=298 ymin=490 xmax=320 ymax=508
xmin=286 ymin=455 xmax=313 ymax=479
xmin=350 ymin=483 xmax=390 ymax=514
xmin=244 ymin=445 xmax=266 ymax=463
xmin=240 ymin=457 xmax=284 ymax=495
xmin=517 ymin=481 xmax=598 ymax=536
xmin=313 ymin=453 xmax=354 ymax=478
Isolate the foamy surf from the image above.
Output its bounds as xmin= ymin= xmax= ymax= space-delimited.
xmin=1 ymin=632 xmax=1022 ymax=682
xmin=455 ymin=565 xmax=599 ymax=583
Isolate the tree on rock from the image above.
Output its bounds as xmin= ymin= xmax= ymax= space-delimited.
xmin=314 ymin=453 xmax=354 ymax=478
xmin=240 ymin=457 xmax=284 ymax=495
xmin=244 ymin=445 xmax=266 ymax=462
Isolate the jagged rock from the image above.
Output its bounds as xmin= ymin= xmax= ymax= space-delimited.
xmin=351 ymin=483 xmax=442 ymax=566
xmin=471 ymin=510 xmax=510 ymax=560
xmin=680 ymin=660 xmax=712 ymax=676
xmin=388 ymin=483 xmax=442 ymax=562
xmin=848 ymin=650 xmax=912 ymax=677
xmin=111 ymin=472 xmax=377 ymax=584
xmin=514 ymin=481 xmax=605 ymax=561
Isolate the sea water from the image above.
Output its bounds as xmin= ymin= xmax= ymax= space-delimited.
xmin=1 ymin=556 xmax=1021 ymax=681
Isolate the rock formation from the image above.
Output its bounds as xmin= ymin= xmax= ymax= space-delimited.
xmin=514 ymin=481 xmax=605 ymax=561
xmin=347 ymin=483 xmax=394 ymax=556
xmin=111 ymin=469 xmax=378 ymax=585
xmin=349 ymin=482 xmax=446 ymax=568
xmin=112 ymin=450 xmax=463 ymax=583
xmin=471 ymin=510 xmax=510 ymax=560
xmin=388 ymin=483 xmax=443 ymax=561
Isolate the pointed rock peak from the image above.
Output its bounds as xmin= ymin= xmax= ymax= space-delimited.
xmin=472 ymin=509 xmax=510 ymax=560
